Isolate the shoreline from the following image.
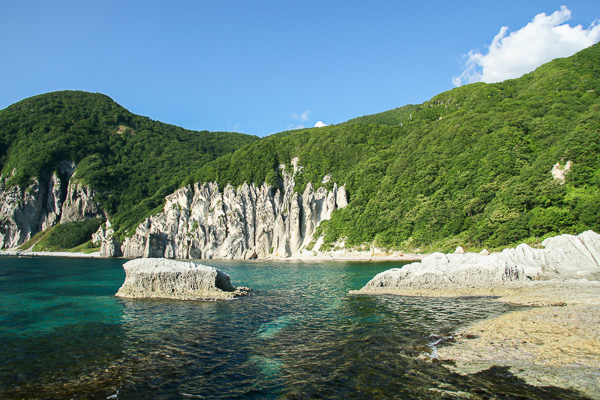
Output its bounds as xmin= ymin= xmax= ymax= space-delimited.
xmin=354 ymin=281 xmax=600 ymax=399
xmin=0 ymin=250 xmax=102 ymax=258
xmin=0 ymin=250 xmax=425 ymax=262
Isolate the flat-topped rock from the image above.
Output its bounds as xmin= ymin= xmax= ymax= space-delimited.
xmin=116 ymin=258 xmax=249 ymax=300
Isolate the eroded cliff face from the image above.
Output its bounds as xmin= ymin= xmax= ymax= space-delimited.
xmin=0 ymin=163 xmax=106 ymax=249
xmin=116 ymin=163 xmax=348 ymax=260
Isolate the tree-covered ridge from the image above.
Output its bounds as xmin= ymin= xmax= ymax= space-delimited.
xmin=192 ymin=43 xmax=600 ymax=251
xmin=0 ymin=90 xmax=260 ymax=238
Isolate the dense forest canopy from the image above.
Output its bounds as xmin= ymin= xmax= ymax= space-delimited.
xmin=191 ymin=43 xmax=600 ymax=251
xmin=0 ymin=91 xmax=260 ymax=238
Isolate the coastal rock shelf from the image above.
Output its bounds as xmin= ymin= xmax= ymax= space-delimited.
xmin=353 ymin=231 xmax=600 ymax=399
xmin=115 ymin=258 xmax=250 ymax=300
xmin=354 ymin=230 xmax=600 ymax=296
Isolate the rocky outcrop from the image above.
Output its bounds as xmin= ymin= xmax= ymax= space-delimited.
xmin=499 ymin=230 xmax=600 ymax=279
xmin=60 ymin=181 xmax=105 ymax=223
xmin=357 ymin=231 xmax=600 ymax=294
xmin=117 ymin=162 xmax=348 ymax=260
xmin=115 ymin=258 xmax=249 ymax=300
xmin=361 ymin=252 xmax=528 ymax=292
xmin=0 ymin=163 xmax=105 ymax=249
xmin=92 ymin=220 xmax=122 ymax=257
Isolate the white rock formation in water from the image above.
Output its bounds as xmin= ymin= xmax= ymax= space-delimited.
xmin=112 ymin=161 xmax=347 ymax=260
xmin=359 ymin=231 xmax=600 ymax=292
xmin=115 ymin=258 xmax=249 ymax=300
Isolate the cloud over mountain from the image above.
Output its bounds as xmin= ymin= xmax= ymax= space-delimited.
xmin=453 ymin=6 xmax=600 ymax=86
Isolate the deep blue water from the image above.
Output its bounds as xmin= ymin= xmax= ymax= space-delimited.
xmin=0 ymin=256 xmax=590 ymax=399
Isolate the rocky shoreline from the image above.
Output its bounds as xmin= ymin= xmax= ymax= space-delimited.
xmin=434 ymin=280 xmax=600 ymax=400
xmin=0 ymin=248 xmax=425 ymax=262
xmin=0 ymin=249 xmax=102 ymax=258
xmin=352 ymin=231 xmax=600 ymax=399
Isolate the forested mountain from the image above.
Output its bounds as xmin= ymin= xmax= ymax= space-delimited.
xmin=0 ymin=91 xmax=259 ymax=244
xmin=1 ymin=43 xmax=599 ymax=255
xmin=189 ymin=42 xmax=600 ymax=251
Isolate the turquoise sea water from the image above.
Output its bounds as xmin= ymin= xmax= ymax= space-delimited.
xmin=0 ymin=256 xmax=590 ymax=399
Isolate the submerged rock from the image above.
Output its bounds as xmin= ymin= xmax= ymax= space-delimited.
xmin=115 ymin=258 xmax=250 ymax=300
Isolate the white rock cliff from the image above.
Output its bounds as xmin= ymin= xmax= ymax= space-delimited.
xmin=0 ymin=163 xmax=105 ymax=249
xmin=114 ymin=163 xmax=348 ymax=260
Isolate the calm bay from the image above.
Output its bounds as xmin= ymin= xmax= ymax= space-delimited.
xmin=0 ymin=256 xmax=588 ymax=399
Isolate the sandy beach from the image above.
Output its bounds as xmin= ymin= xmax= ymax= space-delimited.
xmin=0 ymin=249 xmax=426 ymax=262
xmin=0 ymin=250 xmax=101 ymax=258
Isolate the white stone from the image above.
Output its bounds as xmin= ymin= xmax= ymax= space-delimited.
xmin=115 ymin=258 xmax=249 ymax=300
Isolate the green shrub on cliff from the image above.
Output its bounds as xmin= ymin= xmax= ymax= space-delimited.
xmin=32 ymin=218 xmax=105 ymax=252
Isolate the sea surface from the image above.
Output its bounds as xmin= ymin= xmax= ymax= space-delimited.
xmin=0 ymin=256 xmax=590 ymax=399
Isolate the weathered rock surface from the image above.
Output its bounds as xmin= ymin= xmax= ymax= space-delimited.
xmin=115 ymin=258 xmax=249 ymax=300
xmin=356 ymin=231 xmax=600 ymax=294
xmin=0 ymin=162 xmax=105 ymax=249
xmin=353 ymin=231 xmax=600 ymax=399
xmin=92 ymin=220 xmax=122 ymax=257
xmin=360 ymin=252 xmax=528 ymax=292
xmin=116 ymin=162 xmax=347 ymax=260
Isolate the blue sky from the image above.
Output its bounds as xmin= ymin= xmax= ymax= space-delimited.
xmin=1 ymin=1 xmax=599 ymax=137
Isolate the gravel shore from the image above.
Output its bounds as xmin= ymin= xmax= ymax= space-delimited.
xmin=357 ymin=280 xmax=600 ymax=399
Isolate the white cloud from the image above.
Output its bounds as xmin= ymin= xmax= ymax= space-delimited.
xmin=453 ymin=6 xmax=600 ymax=86
xmin=293 ymin=110 xmax=310 ymax=122
xmin=314 ymin=121 xmax=327 ymax=127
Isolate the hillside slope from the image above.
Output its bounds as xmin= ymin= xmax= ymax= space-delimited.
xmin=3 ymin=43 xmax=600 ymax=256
xmin=186 ymin=42 xmax=600 ymax=252
xmin=0 ymin=91 xmax=259 ymax=249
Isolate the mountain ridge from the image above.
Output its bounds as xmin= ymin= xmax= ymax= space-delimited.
xmin=0 ymin=91 xmax=259 ymax=249
xmin=2 ymin=43 xmax=600 ymax=255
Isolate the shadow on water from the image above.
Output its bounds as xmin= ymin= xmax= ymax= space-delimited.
xmin=0 ymin=257 xmax=593 ymax=399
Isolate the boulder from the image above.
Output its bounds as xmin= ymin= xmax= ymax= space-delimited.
xmin=115 ymin=258 xmax=250 ymax=300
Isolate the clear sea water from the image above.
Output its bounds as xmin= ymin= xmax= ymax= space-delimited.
xmin=0 ymin=256 xmax=590 ymax=400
